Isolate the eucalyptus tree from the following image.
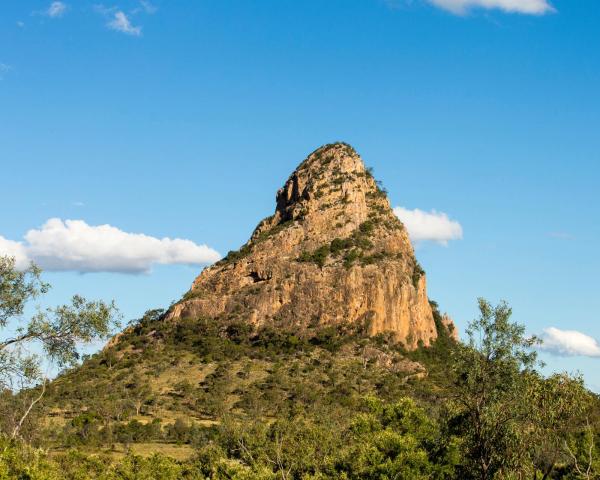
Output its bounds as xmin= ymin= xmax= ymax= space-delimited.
xmin=527 ymin=372 xmax=592 ymax=479
xmin=449 ymin=298 xmax=540 ymax=480
xmin=0 ymin=255 xmax=120 ymax=440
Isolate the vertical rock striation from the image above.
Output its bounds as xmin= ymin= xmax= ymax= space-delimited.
xmin=166 ymin=143 xmax=452 ymax=349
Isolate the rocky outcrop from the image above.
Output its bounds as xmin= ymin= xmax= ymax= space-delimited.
xmin=441 ymin=313 xmax=459 ymax=341
xmin=166 ymin=143 xmax=453 ymax=349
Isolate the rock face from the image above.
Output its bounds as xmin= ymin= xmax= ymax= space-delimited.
xmin=166 ymin=143 xmax=450 ymax=349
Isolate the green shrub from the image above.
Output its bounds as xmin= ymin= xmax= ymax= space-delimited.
xmin=221 ymin=244 xmax=252 ymax=264
xmin=412 ymin=261 xmax=425 ymax=289
xmin=344 ymin=249 xmax=361 ymax=268
xmin=359 ymin=220 xmax=375 ymax=235
xmin=297 ymin=244 xmax=330 ymax=268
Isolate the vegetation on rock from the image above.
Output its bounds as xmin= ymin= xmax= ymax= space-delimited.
xmin=1 ymin=144 xmax=598 ymax=479
xmin=166 ymin=143 xmax=441 ymax=348
xmin=0 ymin=277 xmax=597 ymax=478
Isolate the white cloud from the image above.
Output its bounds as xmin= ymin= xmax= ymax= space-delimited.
xmin=539 ymin=327 xmax=600 ymax=358
xmin=0 ymin=237 xmax=30 ymax=270
xmin=138 ymin=0 xmax=157 ymax=14
xmin=427 ymin=0 xmax=554 ymax=15
xmin=46 ymin=1 xmax=67 ymax=18
xmin=0 ymin=64 xmax=11 ymax=80
xmin=0 ymin=218 xmax=221 ymax=274
xmin=393 ymin=207 xmax=463 ymax=245
xmin=108 ymin=11 xmax=142 ymax=36
xmin=93 ymin=4 xmax=116 ymax=16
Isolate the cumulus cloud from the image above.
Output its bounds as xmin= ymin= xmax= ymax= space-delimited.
xmin=539 ymin=327 xmax=600 ymax=358
xmin=393 ymin=207 xmax=463 ymax=245
xmin=0 ymin=218 xmax=221 ymax=274
xmin=46 ymin=1 xmax=67 ymax=18
xmin=0 ymin=237 xmax=30 ymax=270
xmin=108 ymin=11 xmax=142 ymax=36
xmin=426 ymin=0 xmax=554 ymax=15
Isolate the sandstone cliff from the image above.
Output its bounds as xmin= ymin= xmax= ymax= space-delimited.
xmin=167 ymin=143 xmax=451 ymax=349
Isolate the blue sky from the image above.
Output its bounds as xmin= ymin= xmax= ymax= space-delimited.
xmin=1 ymin=0 xmax=600 ymax=387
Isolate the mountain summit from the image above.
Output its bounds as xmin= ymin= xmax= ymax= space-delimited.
xmin=167 ymin=143 xmax=453 ymax=348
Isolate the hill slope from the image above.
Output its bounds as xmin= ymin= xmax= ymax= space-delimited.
xmin=37 ymin=143 xmax=457 ymax=460
xmin=41 ymin=305 xmax=456 ymax=454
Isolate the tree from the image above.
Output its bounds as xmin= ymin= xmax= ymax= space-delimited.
xmin=449 ymin=298 xmax=540 ymax=480
xmin=129 ymin=382 xmax=153 ymax=416
xmin=0 ymin=255 xmax=120 ymax=440
xmin=527 ymin=372 xmax=591 ymax=479
xmin=564 ymin=419 xmax=600 ymax=479
xmin=338 ymin=396 xmax=459 ymax=479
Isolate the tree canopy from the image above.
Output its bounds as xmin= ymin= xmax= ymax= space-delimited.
xmin=0 ymin=255 xmax=120 ymax=440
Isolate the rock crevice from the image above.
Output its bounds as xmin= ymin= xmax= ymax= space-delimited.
xmin=166 ymin=143 xmax=452 ymax=349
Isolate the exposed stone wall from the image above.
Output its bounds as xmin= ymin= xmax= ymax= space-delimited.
xmin=166 ymin=143 xmax=453 ymax=349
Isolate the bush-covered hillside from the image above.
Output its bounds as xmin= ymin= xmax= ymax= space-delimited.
xmin=1 ymin=255 xmax=598 ymax=479
xmin=3 ymin=298 xmax=599 ymax=479
xmin=36 ymin=303 xmax=455 ymax=451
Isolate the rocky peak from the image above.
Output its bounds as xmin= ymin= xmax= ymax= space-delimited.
xmin=272 ymin=143 xmax=375 ymax=225
xmin=248 ymin=143 xmax=412 ymax=262
xmin=166 ymin=143 xmax=453 ymax=349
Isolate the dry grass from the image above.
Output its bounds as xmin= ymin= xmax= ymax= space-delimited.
xmin=152 ymin=355 xmax=216 ymax=395
xmin=51 ymin=442 xmax=196 ymax=461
